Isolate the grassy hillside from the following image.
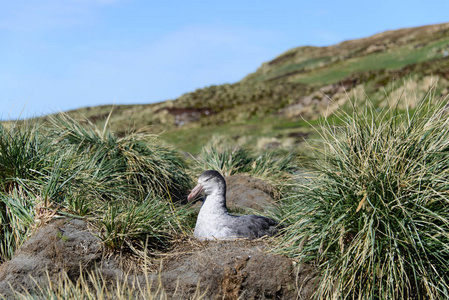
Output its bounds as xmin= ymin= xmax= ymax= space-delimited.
xmin=2 ymin=87 xmax=448 ymax=300
xmin=46 ymin=22 xmax=449 ymax=153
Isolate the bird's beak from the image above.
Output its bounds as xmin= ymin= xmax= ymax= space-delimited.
xmin=187 ymin=183 xmax=204 ymax=202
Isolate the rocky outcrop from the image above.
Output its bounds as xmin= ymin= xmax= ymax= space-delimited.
xmin=0 ymin=218 xmax=319 ymax=299
xmin=159 ymin=239 xmax=318 ymax=299
xmin=0 ymin=218 xmax=106 ymax=297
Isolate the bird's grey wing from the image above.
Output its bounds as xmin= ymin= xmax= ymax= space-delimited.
xmin=224 ymin=215 xmax=279 ymax=239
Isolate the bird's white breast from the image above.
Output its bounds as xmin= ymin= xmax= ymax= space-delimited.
xmin=193 ymin=195 xmax=234 ymax=240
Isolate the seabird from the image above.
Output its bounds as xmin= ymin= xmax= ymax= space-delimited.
xmin=188 ymin=170 xmax=279 ymax=240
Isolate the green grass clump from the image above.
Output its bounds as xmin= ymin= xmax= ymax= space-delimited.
xmin=0 ymin=191 xmax=35 ymax=261
xmin=194 ymin=142 xmax=252 ymax=177
xmin=0 ymin=122 xmax=54 ymax=194
xmin=97 ymin=196 xmax=183 ymax=252
xmin=193 ymin=139 xmax=298 ymax=195
xmin=276 ymin=92 xmax=449 ymax=299
xmin=0 ymin=115 xmax=193 ymax=262
xmin=0 ymin=122 xmax=54 ymax=261
xmin=48 ymin=114 xmax=191 ymax=201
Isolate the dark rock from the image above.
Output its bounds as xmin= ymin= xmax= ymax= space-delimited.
xmin=158 ymin=239 xmax=318 ymax=299
xmin=0 ymin=218 xmax=105 ymax=296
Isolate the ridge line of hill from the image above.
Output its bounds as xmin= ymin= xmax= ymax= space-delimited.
xmin=14 ymin=22 xmax=449 ymax=153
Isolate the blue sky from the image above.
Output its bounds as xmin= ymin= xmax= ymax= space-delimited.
xmin=1 ymin=0 xmax=448 ymax=120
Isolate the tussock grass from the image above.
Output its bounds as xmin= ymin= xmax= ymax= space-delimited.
xmin=97 ymin=196 xmax=185 ymax=252
xmin=195 ymin=142 xmax=252 ymax=177
xmin=276 ymin=91 xmax=449 ymax=299
xmin=0 ymin=115 xmax=192 ymax=262
xmin=193 ymin=138 xmax=298 ymax=194
xmin=0 ymin=122 xmax=54 ymax=194
xmin=0 ymin=191 xmax=35 ymax=261
xmin=0 ymin=121 xmax=54 ymax=261
xmin=48 ymin=114 xmax=191 ymax=201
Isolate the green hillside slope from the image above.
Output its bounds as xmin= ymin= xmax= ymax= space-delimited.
xmin=56 ymin=22 xmax=449 ymax=153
